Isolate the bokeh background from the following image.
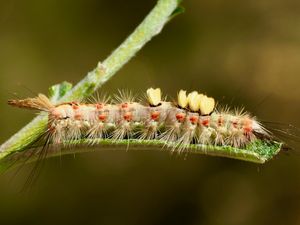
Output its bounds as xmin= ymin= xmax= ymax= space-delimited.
xmin=0 ymin=0 xmax=300 ymax=224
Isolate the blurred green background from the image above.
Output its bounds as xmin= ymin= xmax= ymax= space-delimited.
xmin=0 ymin=0 xmax=300 ymax=224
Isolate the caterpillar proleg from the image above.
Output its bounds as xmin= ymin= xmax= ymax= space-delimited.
xmin=7 ymin=88 xmax=282 ymax=163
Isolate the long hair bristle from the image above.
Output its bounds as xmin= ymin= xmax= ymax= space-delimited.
xmin=8 ymin=94 xmax=53 ymax=111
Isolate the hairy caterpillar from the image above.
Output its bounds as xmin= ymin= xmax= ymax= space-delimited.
xmin=8 ymin=88 xmax=273 ymax=155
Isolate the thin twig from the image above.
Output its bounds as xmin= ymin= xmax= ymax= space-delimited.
xmin=0 ymin=0 xmax=181 ymax=160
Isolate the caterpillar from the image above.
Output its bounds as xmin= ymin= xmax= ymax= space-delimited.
xmin=8 ymin=88 xmax=272 ymax=154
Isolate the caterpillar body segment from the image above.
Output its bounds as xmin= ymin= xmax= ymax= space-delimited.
xmin=8 ymin=88 xmax=270 ymax=151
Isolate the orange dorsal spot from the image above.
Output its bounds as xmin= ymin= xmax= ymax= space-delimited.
xmin=218 ymin=116 xmax=224 ymax=126
xmin=151 ymin=111 xmax=160 ymax=121
xmin=75 ymin=113 xmax=82 ymax=120
xmin=243 ymin=119 xmax=253 ymax=133
xmin=232 ymin=121 xmax=238 ymax=128
xmin=201 ymin=118 xmax=210 ymax=127
xmin=50 ymin=109 xmax=61 ymax=119
xmin=72 ymin=104 xmax=79 ymax=110
xmin=95 ymin=103 xmax=104 ymax=109
xmin=175 ymin=113 xmax=185 ymax=122
xmin=121 ymin=103 xmax=128 ymax=109
xmin=189 ymin=116 xmax=198 ymax=124
xmin=123 ymin=112 xmax=132 ymax=121
xmin=244 ymin=126 xmax=252 ymax=133
xmin=98 ymin=114 xmax=106 ymax=121
xmin=69 ymin=101 xmax=79 ymax=109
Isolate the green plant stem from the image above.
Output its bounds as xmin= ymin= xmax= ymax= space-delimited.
xmin=0 ymin=0 xmax=181 ymax=161
xmin=0 ymin=139 xmax=282 ymax=172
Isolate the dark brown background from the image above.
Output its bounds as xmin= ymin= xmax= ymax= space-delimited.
xmin=0 ymin=0 xmax=300 ymax=224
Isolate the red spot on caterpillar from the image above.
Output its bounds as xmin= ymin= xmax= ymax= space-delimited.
xmin=218 ymin=116 xmax=224 ymax=126
xmin=244 ymin=127 xmax=252 ymax=133
xmin=98 ymin=114 xmax=106 ymax=121
xmin=121 ymin=103 xmax=128 ymax=109
xmin=201 ymin=118 xmax=210 ymax=127
xmin=232 ymin=121 xmax=238 ymax=128
xmin=123 ymin=112 xmax=132 ymax=121
xmin=71 ymin=102 xmax=79 ymax=110
xmin=75 ymin=113 xmax=82 ymax=120
xmin=51 ymin=109 xmax=61 ymax=119
xmin=243 ymin=119 xmax=253 ymax=133
xmin=189 ymin=116 xmax=198 ymax=124
xmin=96 ymin=103 xmax=104 ymax=109
xmin=151 ymin=111 xmax=160 ymax=121
xmin=176 ymin=113 xmax=185 ymax=122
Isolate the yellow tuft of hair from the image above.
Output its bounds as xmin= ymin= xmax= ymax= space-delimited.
xmin=146 ymin=88 xmax=161 ymax=106
xmin=199 ymin=94 xmax=215 ymax=115
xmin=187 ymin=91 xmax=201 ymax=111
xmin=177 ymin=90 xmax=188 ymax=108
